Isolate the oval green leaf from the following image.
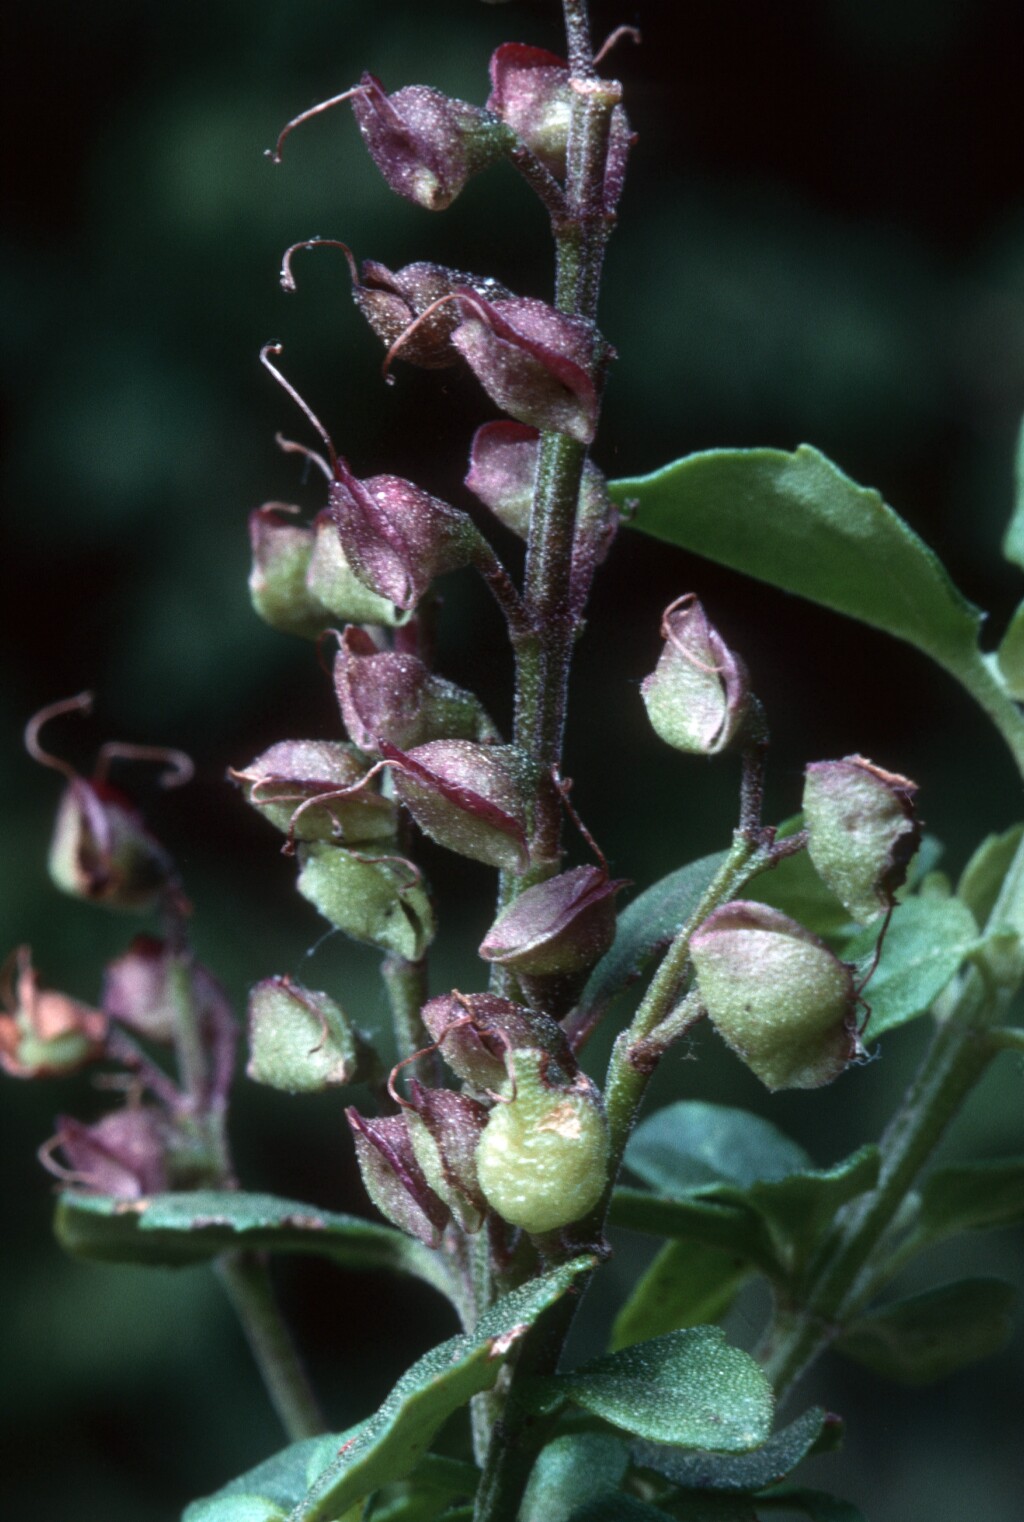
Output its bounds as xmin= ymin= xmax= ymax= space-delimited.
xmin=56 ymin=1190 xmax=452 ymax=1299
xmin=552 ymin=1326 xmax=774 ymax=1451
xmin=611 ymin=1239 xmax=751 ymax=1351
xmin=630 ymin=1406 xmax=839 ymax=1492
xmin=835 ymin=1277 xmax=1018 ymax=1384
xmin=520 ymin=1434 xmax=629 ymax=1522
xmin=612 ymin=446 xmax=982 ymax=674
xmin=843 ymin=896 xmax=980 ymax=1038
xmin=625 ymin=1102 xmax=812 ymax=1196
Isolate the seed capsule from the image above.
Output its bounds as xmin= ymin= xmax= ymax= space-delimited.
xmin=475 ymin=1050 xmax=609 ymax=1234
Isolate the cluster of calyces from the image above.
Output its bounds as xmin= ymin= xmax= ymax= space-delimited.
xmin=12 ymin=695 xmax=242 ymax=1194
xmin=345 ymin=992 xmax=610 ymax=1247
xmin=6 ymin=934 xmax=236 ymax=1197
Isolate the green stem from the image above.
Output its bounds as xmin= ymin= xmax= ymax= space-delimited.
xmin=601 ymin=834 xmax=767 ymax=1193
xmin=944 ymin=646 xmax=1024 ymax=785
xmin=217 ymin=1252 xmax=327 ymax=1441
xmin=381 ymin=954 xmax=438 ymax=1084
xmin=759 ymin=827 xmax=1024 ymax=1400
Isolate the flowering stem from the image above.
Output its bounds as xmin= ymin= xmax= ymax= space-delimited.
xmin=217 ymin=1252 xmax=327 ymax=1441
xmin=758 ymin=827 xmax=1024 ymax=1401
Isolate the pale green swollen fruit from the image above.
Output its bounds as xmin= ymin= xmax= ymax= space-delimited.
xmin=475 ymin=1049 xmax=609 ymax=1234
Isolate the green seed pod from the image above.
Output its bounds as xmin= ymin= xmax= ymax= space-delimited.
xmin=689 ymin=901 xmax=861 ymax=1091
xmin=405 ymin=1079 xmax=489 ymax=1232
xmin=641 ymin=595 xmax=749 ymax=756
xmin=247 ymin=976 xmax=362 ymax=1093
xmin=48 ymin=778 xmax=173 ymax=911
xmin=297 ymin=843 xmax=436 ymax=959
xmin=475 ymin=1050 xmax=609 ymax=1235
xmin=248 ymin=504 xmax=331 ymax=640
xmin=803 ymin=755 xmax=920 ymax=925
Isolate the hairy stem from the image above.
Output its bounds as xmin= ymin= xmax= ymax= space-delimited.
xmin=759 ymin=828 xmax=1024 ymax=1401
xmin=217 ymin=1252 xmax=327 ymax=1441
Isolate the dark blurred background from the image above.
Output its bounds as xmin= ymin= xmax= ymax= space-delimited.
xmin=3 ymin=1 xmax=1024 ymax=1517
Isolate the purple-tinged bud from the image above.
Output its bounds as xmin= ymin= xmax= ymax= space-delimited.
xmin=803 ymin=756 xmax=921 ymax=926
xmin=328 ymin=461 xmax=477 ymax=612
xmin=350 ymin=73 xmax=507 ymax=212
xmin=346 ymin=1107 xmax=450 ymax=1246
xmin=103 ymin=934 xmax=179 ymax=1041
xmin=451 ymin=293 xmax=603 ymax=444
xmin=421 ymin=991 xmax=577 ymax=1091
xmin=642 ymin=595 xmax=750 ymax=757
xmin=487 ymin=43 xmax=573 ymax=178
xmin=103 ymin=938 xmax=235 ymax=1104
xmin=465 ymin=420 xmax=618 ymax=567
xmin=0 ymin=947 xmax=107 ymax=1079
xmin=405 ymin=1079 xmax=489 ymax=1231
xmin=305 ymin=510 xmax=408 ymax=627
xmin=690 ymin=901 xmax=862 ymax=1091
xmin=474 ymin=1050 xmax=609 ymax=1234
xmin=247 ymin=975 xmax=364 ymax=1094
xmin=230 ymin=738 xmax=397 ymax=845
xmin=48 ymin=777 xmax=173 ymax=911
xmin=334 ymin=626 xmax=500 ymax=755
xmin=480 ymin=866 xmax=623 ymax=977
xmin=248 ymin=503 xmax=331 ymax=640
xmin=297 ymin=843 xmax=436 ymax=960
xmin=383 ymin=740 xmax=531 ymax=873
xmin=353 ymin=259 xmax=511 ymax=369
xmin=45 ymin=1108 xmax=170 ymax=1197
xmin=486 ymin=45 xmax=633 ymax=211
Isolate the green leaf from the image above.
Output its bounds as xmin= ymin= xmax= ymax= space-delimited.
xmin=362 ymin=1455 xmax=480 ymax=1521
xmin=742 ymin=1147 xmax=880 ymax=1274
xmin=609 ymin=1189 xmax=779 ymax=1277
xmin=917 ymin=1157 xmax=1024 ymax=1242
xmin=956 ymin=824 xmax=1024 ymax=929
xmin=996 ymin=604 xmax=1024 ymax=699
xmin=757 ymin=1489 xmax=865 ymax=1522
xmin=844 ymin=895 xmax=980 ymax=1038
xmin=631 ymin=1407 xmax=840 ymax=1492
xmin=289 ymin=1257 xmax=593 ymax=1521
xmin=1000 ymin=414 xmax=1024 ymax=572
xmin=612 ymin=446 xmax=982 ymax=673
xmin=625 ymin=1102 xmax=812 ymax=1195
xmin=749 ymin=845 xmax=852 ymax=942
xmin=520 ymin=1434 xmax=629 ymax=1522
xmin=620 ymin=1106 xmax=878 ymax=1282
xmin=835 ymin=1277 xmax=1018 ymax=1384
xmin=183 ymin=1434 xmax=350 ymax=1522
xmin=56 ymin=1190 xmax=450 ymax=1298
xmin=564 ymin=1499 xmax=669 ymax=1522
xmin=579 ymin=851 xmax=727 ymax=1019
xmin=548 ymin=1327 xmax=774 ymax=1451
xmin=611 ymin=1239 xmax=751 ymax=1350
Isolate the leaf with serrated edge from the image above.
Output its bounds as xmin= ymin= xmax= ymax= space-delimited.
xmin=835 ymin=1277 xmax=1017 ymax=1384
xmin=57 ymin=1190 xmax=450 ymax=1299
xmin=549 ymin=1327 xmax=774 ymax=1451
xmin=631 ymin=1406 xmax=840 ymax=1492
xmin=612 ymin=446 xmax=981 ymax=675
xmin=843 ymin=896 xmax=979 ymax=1039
